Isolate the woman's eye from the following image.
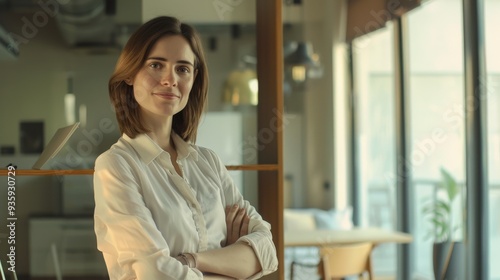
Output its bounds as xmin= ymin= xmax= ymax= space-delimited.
xmin=149 ymin=62 xmax=162 ymax=69
xmin=177 ymin=66 xmax=191 ymax=73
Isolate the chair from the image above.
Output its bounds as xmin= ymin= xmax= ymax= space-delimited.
xmin=291 ymin=242 xmax=373 ymax=280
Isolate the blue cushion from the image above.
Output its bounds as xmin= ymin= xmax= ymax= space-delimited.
xmin=314 ymin=207 xmax=354 ymax=230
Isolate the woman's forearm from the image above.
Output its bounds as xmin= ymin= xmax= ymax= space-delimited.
xmin=203 ymin=274 xmax=235 ymax=280
xmin=196 ymin=242 xmax=261 ymax=279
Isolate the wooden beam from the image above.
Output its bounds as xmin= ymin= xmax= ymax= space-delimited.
xmin=0 ymin=164 xmax=280 ymax=176
xmin=256 ymin=0 xmax=284 ymax=279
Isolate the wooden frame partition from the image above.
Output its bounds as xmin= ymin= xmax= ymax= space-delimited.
xmin=256 ymin=0 xmax=284 ymax=279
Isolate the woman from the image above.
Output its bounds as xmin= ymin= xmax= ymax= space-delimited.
xmin=93 ymin=16 xmax=278 ymax=279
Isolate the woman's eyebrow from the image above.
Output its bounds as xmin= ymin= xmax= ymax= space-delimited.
xmin=146 ymin=57 xmax=194 ymax=66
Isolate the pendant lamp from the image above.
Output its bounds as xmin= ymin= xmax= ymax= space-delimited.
xmin=284 ymin=42 xmax=319 ymax=82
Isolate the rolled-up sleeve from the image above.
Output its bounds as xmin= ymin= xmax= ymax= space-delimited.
xmin=207 ymin=150 xmax=279 ymax=278
xmin=94 ymin=152 xmax=203 ymax=280
xmin=238 ymin=220 xmax=279 ymax=279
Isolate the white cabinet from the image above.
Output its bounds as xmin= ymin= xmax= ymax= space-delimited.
xmin=197 ymin=112 xmax=243 ymax=191
xmin=29 ymin=218 xmax=107 ymax=277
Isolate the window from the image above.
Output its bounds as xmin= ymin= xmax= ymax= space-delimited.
xmin=407 ymin=0 xmax=465 ymax=278
xmin=352 ymin=22 xmax=397 ymax=278
xmin=351 ymin=0 xmax=496 ymax=279
xmin=485 ymin=0 xmax=500 ymax=279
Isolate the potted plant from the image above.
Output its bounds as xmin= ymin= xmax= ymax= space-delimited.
xmin=422 ymin=167 xmax=464 ymax=280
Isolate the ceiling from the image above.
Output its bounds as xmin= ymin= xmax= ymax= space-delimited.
xmin=0 ymin=0 xmax=142 ymax=49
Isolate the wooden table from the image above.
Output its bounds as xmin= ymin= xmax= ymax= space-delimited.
xmin=285 ymin=227 xmax=413 ymax=247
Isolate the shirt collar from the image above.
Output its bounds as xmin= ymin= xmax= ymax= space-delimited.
xmin=171 ymin=132 xmax=198 ymax=161
xmin=122 ymin=132 xmax=198 ymax=165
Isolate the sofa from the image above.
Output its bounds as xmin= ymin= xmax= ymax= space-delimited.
xmin=283 ymin=207 xmax=354 ymax=280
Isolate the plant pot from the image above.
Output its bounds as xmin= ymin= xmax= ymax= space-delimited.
xmin=433 ymin=241 xmax=465 ymax=280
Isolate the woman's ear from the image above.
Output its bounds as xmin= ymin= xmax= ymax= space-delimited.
xmin=125 ymin=78 xmax=133 ymax=85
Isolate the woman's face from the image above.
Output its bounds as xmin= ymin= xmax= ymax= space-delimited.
xmin=129 ymin=35 xmax=197 ymax=119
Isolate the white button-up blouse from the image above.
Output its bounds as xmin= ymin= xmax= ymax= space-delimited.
xmin=93 ymin=133 xmax=278 ymax=280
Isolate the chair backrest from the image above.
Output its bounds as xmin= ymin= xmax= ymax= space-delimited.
xmin=319 ymin=242 xmax=373 ymax=280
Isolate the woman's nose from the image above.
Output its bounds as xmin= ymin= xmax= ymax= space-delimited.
xmin=160 ymin=68 xmax=177 ymax=86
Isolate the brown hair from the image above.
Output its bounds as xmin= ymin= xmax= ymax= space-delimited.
xmin=109 ymin=16 xmax=208 ymax=142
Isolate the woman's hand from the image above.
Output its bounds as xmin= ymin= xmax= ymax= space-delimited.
xmin=195 ymin=209 xmax=262 ymax=279
xmin=225 ymin=204 xmax=250 ymax=246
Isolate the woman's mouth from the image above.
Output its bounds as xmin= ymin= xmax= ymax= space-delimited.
xmin=154 ymin=92 xmax=179 ymax=99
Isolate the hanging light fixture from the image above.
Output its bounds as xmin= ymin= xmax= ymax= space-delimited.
xmin=222 ymin=67 xmax=258 ymax=106
xmin=285 ymin=42 xmax=316 ymax=65
xmin=284 ymin=41 xmax=321 ymax=82
xmin=222 ymin=52 xmax=259 ymax=106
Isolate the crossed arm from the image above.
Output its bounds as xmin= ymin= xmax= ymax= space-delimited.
xmin=95 ymin=152 xmax=277 ymax=279
xmin=177 ymin=205 xmax=261 ymax=279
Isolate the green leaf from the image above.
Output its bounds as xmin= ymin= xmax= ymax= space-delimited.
xmin=421 ymin=167 xmax=462 ymax=242
xmin=435 ymin=199 xmax=451 ymax=213
xmin=431 ymin=218 xmax=448 ymax=229
xmin=440 ymin=167 xmax=459 ymax=202
xmin=436 ymin=224 xmax=450 ymax=242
